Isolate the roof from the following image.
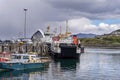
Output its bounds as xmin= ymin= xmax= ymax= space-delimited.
xmin=31 ymin=29 xmax=45 ymax=41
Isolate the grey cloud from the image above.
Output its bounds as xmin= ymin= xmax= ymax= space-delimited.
xmin=0 ymin=0 xmax=60 ymax=39
xmin=46 ymin=0 xmax=120 ymax=19
xmin=0 ymin=0 xmax=120 ymax=39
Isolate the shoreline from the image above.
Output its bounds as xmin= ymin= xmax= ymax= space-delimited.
xmin=84 ymin=46 xmax=120 ymax=49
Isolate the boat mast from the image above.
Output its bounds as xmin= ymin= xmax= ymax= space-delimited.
xmin=60 ymin=26 xmax=62 ymax=35
xmin=65 ymin=20 xmax=71 ymax=37
xmin=47 ymin=26 xmax=50 ymax=33
xmin=66 ymin=20 xmax=68 ymax=36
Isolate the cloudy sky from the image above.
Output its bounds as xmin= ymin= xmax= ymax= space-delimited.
xmin=0 ymin=0 xmax=120 ymax=39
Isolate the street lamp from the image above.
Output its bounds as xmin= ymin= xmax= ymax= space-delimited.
xmin=24 ymin=8 xmax=27 ymax=39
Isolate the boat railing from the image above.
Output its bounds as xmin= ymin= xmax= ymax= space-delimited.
xmin=59 ymin=43 xmax=77 ymax=47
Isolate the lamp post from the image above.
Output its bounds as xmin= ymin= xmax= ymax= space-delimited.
xmin=24 ymin=8 xmax=27 ymax=39
xmin=24 ymin=9 xmax=28 ymax=53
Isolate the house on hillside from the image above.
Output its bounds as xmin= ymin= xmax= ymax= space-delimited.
xmin=109 ymin=29 xmax=120 ymax=36
xmin=96 ymin=29 xmax=120 ymax=38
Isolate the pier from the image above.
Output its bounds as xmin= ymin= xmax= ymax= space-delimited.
xmin=0 ymin=38 xmax=49 ymax=57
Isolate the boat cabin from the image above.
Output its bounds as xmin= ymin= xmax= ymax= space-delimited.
xmin=10 ymin=54 xmax=37 ymax=63
xmin=0 ymin=52 xmax=11 ymax=62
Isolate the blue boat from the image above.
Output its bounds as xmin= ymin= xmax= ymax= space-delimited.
xmin=0 ymin=53 xmax=49 ymax=70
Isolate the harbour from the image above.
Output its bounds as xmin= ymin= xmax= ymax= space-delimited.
xmin=0 ymin=0 xmax=120 ymax=80
xmin=0 ymin=23 xmax=84 ymax=71
xmin=0 ymin=48 xmax=120 ymax=80
xmin=0 ymin=24 xmax=119 ymax=79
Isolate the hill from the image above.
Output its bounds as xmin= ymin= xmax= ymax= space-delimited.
xmin=76 ymin=33 xmax=96 ymax=38
xmin=79 ymin=29 xmax=120 ymax=48
xmin=96 ymin=29 xmax=120 ymax=38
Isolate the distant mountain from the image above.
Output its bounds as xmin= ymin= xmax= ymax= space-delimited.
xmin=76 ymin=33 xmax=96 ymax=38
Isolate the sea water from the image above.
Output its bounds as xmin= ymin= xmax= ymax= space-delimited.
xmin=0 ymin=48 xmax=120 ymax=80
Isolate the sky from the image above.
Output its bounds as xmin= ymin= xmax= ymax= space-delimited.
xmin=0 ymin=0 xmax=120 ymax=39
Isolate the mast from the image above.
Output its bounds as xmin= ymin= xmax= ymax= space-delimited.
xmin=60 ymin=26 xmax=62 ymax=35
xmin=46 ymin=26 xmax=50 ymax=33
xmin=53 ymin=27 xmax=57 ymax=36
xmin=66 ymin=20 xmax=68 ymax=35
xmin=65 ymin=20 xmax=71 ymax=36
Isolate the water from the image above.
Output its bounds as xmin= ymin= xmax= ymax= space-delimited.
xmin=1 ymin=48 xmax=120 ymax=80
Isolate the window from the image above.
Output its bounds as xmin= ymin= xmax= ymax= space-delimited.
xmin=11 ymin=55 xmax=16 ymax=59
xmin=11 ymin=55 xmax=21 ymax=59
xmin=23 ymin=56 xmax=29 ymax=59
xmin=17 ymin=56 xmax=21 ymax=59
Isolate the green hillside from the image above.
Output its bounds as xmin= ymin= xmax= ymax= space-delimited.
xmin=79 ymin=29 xmax=120 ymax=48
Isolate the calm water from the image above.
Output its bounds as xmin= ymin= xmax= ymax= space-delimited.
xmin=1 ymin=48 xmax=120 ymax=80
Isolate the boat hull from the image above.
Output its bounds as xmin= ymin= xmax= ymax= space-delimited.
xmin=51 ymin=46 xmax=81 ymax=59
xmin=0 ymin=62 xmax=48 ymax=70
xmin=51 ymin=52 xmax=80 ymax=59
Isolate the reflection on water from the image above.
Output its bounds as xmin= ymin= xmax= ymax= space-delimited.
xmin=1 ymin=48 xmax=120 ymax=80
xmin=47 ymin=59 xmax=79 ymax=80
xmin=77 ymin=48 xmax=120 ymax=80
xmin=0 ymin=59 xmax=79 ymax=80
xmin=54 ymin=59 xmax=79 ymax=70
xmin=0 ymin=68 xmax=47 ymax=80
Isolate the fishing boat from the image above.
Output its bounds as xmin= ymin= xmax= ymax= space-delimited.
xmin=50 ymin=35 xmax=84 ymax=59
xmin=0 ymin=52 xmax=11 ymax=71
xmin=0 ymin=46 xmax=11 ymax=62
xmin=0 ymin=53 xmax=50 ymax=70
xmin=31 ymin=26 xmax=53 ymax=53
xmin=43 ymin=26 xmax=53 ymax=53
xmin=50 ymin=20 xmax=84 ymax=59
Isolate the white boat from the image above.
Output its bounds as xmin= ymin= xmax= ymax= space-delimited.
xmin=31 ymin=27 xmax=53 ymax=53
xmin=50 ymin=35 xmax=83 ymax=59
xmin=50 ymin=20 xmax=84 ymax=59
